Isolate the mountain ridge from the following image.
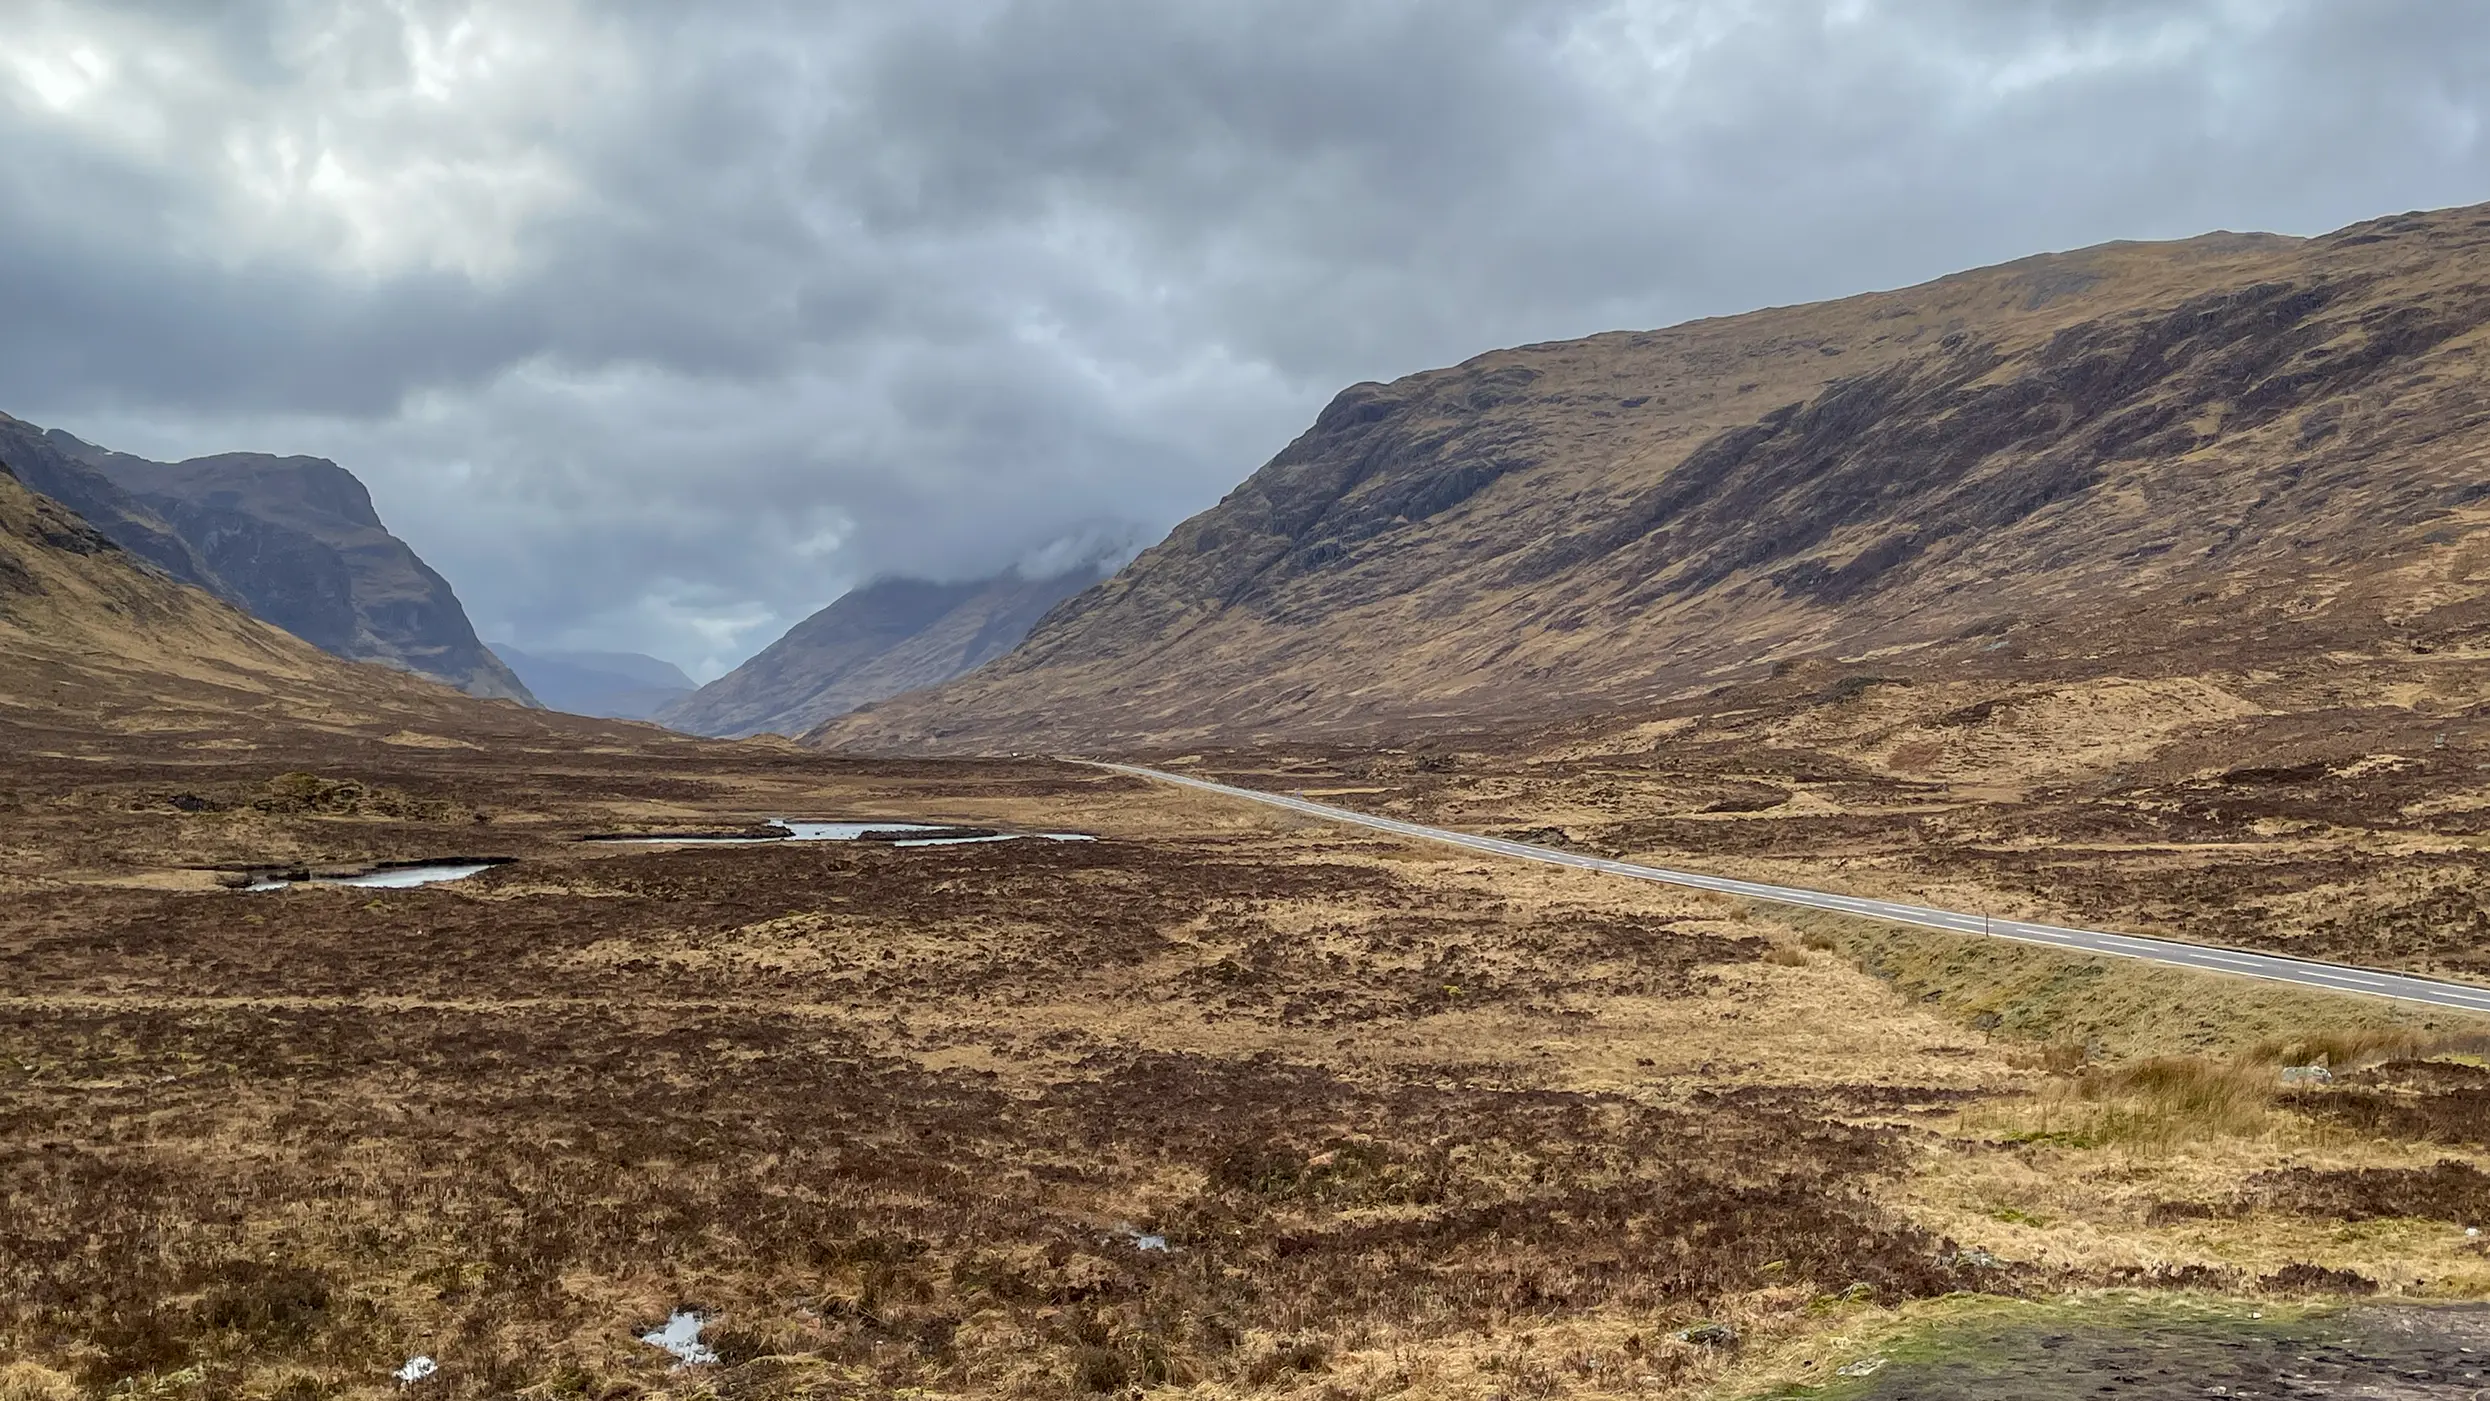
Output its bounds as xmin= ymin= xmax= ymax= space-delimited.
xmin=821 ymin=203 xmax=2490 ymax=752
xmin=661 ymin=563 xmax=1110 ymax=738
xmin=0 ymin=457 xmax=468 ymax=733
xmin=93 ymin=449 xmax=533 ymax=704
xmin=0 ymin=412 xmax=225 ymax=594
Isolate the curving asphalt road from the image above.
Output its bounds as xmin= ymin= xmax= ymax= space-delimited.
xmin=1094 ymin=761 xmax=2490 ymax=1016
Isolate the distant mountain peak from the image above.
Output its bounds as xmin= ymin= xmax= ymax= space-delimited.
xmin=659 ymin=556 xmax=1113 ymax=738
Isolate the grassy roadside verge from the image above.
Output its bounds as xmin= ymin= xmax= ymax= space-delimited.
xmin=1763 ymin=904 xmax=2477 ymax=1063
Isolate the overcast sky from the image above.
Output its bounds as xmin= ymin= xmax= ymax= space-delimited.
xmin=5 ymin=1 xmax=2487 ymax=677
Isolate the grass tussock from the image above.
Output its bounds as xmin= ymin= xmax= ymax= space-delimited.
xmin=0 ymin=1365 xmax=77 ymax=1401
xmin=1983 ymin=1056 xmax=2283 ymax=1152
xmin=1978 ymin=1029 xmax=2490 ymax=1156
xmin=2068 ymin=1057 xmax=2281 ymax=1149
xmin=2240 ymin=1027 xmax=2446 ymax=1070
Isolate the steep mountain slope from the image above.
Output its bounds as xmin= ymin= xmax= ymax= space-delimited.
xmin=662 ymin=565 xmax=1108 ymax=738
xmin=491 ymin=644 xmax=694 ymax=720
xmin=57 ymin=440 xmax=533 ymax=703
xmin=0 ymin=412 xmax=224 ymax=592
xmin=828 ymin=203 xmax=2490 ymax=753
xmin=0 ymin=460 xmax=480 ymax=737
xmin=0 ymin=461 xmax=732 ymax=797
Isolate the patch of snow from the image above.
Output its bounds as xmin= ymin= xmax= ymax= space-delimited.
xmin=395 ymin=1356 xmax=437 ymax=1385
xmin=641 ymin=1310 xmax=718 ymax=1367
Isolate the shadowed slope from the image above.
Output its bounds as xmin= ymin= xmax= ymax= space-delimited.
xmin=79 ymin=447 xmax=534 ymax=703
xmin=0 ymin=463 xmax=620 ymax=756
xmin=0 ymin=412 xmax=222 ymax=594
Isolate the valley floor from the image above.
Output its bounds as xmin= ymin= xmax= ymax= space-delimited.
xmin=7 ymin=721 xmax=2490 ymax=1398
xmin=1161 ymin=635 xmax=2490 ymax=996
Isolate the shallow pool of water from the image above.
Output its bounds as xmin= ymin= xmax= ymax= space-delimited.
xmin=785 ymin=820 xmax=959 ymax=841
xmin=596 ymin=820 xmax=1096 ymax=847
xmin=247 ymin=861 xmax=505 ymax=892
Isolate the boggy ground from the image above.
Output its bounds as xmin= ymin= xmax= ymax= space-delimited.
xmin=1749 ymin=1295 xmax=2490 ymax=1401
xmin=9 ymin=731 xmax=2490 ymax=1399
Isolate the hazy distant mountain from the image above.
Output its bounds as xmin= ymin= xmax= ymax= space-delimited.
xmin=3 ymin=416 xmax=535 ymax=705
xmin=659 ymin=563 xmax=1111 ymax=738
xmin=828 ymin=202 xmax=2490 ymax=752
xmin=490 ymin=644 xmax=694 ymax=721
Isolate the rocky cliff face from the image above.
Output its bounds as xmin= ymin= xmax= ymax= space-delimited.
xmin=824 ymin=203 xmax=2490 ymax=752
xmin=661 ymin=566 xmax=1108 ymax=738
xmin=0 ymin=413 xmax=221 ymax=593
xmin=0 ymin=458 xmax=429 ymax=725
xmin=0 ymin=463 xmax=666 ymax=758
xmin=11 ymin=421 xmax=535 ymax=705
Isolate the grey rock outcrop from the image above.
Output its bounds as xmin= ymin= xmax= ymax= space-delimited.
xmin=0 ymin=412 xmax=221 ymax=591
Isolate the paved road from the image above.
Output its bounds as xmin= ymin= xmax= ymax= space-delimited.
xmin=1095 ymin=761 xmax=2490 ymax=1016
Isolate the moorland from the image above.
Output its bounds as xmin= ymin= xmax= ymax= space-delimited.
xmin=10 ymin=701 xmax=2490 ymax=1399
xmin=14 ymin=202 xmax=2490 ymax=1400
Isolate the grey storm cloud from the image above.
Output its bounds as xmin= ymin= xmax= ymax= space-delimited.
xmin=4 ymin=0 xmax=2488 ymax=676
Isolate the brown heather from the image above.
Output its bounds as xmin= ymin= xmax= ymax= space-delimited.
xmin=9 ymin=714 xmax=2490 ymax=1398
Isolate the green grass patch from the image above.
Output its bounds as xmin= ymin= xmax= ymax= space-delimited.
xmin=1743 ymin=1293 xmax=2335 ymax=1401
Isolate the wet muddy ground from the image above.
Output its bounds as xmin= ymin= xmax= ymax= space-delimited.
xmin=1788 ymin=1302 xmax=2490 ymax=1401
